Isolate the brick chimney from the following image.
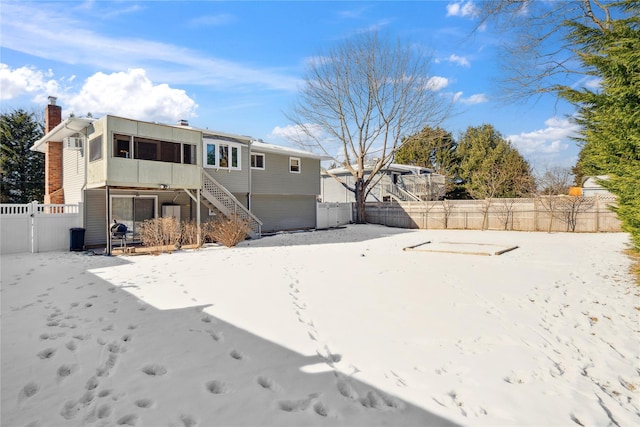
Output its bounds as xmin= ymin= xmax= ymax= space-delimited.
xmin=44 ymin=96 xmax=64 ymax=204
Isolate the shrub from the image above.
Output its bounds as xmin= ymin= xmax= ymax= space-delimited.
xmin=208 ymin=214 xmax=249 ymax=247
xmin=180 ymin=221 xmax=201 ymax=246
xmin=138 ymin=217 xmax=181 ymax=253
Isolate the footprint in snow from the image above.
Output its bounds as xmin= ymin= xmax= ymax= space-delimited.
xmin=175 ymin=414 xmax=198 ymax=427
xmin=134 ymin=398 xmax=155 ymax=408
xmin=278 ymin=393 xmax=321 ymax=413
xmin=19 ymin=382 xmax=39 ymax=400
xmin=141 ymin=364 xmax=167 ymax=376
xmin=257 ymin=376 xmax=280 ymax=391
xmin=229 ymin=349 xmax=244 ymax=360
xmin=37 ymin=348 xmax=56 ymax=359
xmin=57 ymin=364 xmax=76 ymax=380
xmin=96 ymin=403 xmax=112 ymax=419
xmin=205 ymin=380 xmax=229 ymax=395
xmin=116 ymin=414 xmax=139 ymax=425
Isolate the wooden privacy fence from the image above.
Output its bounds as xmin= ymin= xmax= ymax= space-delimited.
xmin=365 ymin=195 xmax=622 ymax=233
xmin=0 ymin=201 xmax=82 ymax=254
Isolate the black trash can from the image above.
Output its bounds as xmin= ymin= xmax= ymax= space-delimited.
xmin=69 ymin=228 xmax=86 ymax=251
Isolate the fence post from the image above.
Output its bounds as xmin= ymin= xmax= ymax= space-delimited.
xmin=78 ymin=202 xmax=84 ymax=228
xmin=30 ymin=200 xmax=38 ymax=253
xmin=594 ymin=194 xmax=599 ymax=232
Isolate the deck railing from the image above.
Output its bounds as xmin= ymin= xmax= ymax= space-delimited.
xmin=201 ymin=171 xmax=262 ymax=238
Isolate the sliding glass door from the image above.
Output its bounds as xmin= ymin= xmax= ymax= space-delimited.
xmin=111 ymin=196 xmax=156 ymax=239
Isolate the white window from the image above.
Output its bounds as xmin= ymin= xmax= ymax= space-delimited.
xmin=204 ymin=140 xmax=241 ymax=170
xmin=251 ymin=153 xmax=265 ymax=169
xmin=289 ymin=157 xmax=301 ymax=173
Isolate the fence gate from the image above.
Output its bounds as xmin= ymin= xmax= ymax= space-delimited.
xmin=0 ymin=202 xmax=82 ymax=255
xmin=317 ymin=202 xmax=353 ymax=229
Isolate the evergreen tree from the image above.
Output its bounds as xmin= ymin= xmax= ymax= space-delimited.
xmin=559 ymin=2 xmax=640 ymax=248
xmin=395 ymin=126 xmax=459 ymax=193
xmin=478 ymin=0 xmax=640 ymax=249
xmin=456 ymin=124 xmax=534 ymax=199
xmin=395 ymin=127 xmax=458 ymax=173
xmin=0 ymin=109 xmax=45 ymax=203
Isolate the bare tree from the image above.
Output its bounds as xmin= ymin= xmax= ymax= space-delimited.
xmin=537 ymin=167 xmax=573 ymax=196
xmin=472 ymin=155 xmax=534 ymax=230
xmin=441 ymin=199 xmax=454 ymax=229
xmin=495 ymin=198 xmax=518 ymax=231
xmin=287 ymin=31 xmax=450 ymax=223
xmin=535 ymin=166 xmax=574 ymax=232
xmin=557 ymin=196 xmax=595 ymax=232
xmin=476 ymin=1 xmax=616 ymax=101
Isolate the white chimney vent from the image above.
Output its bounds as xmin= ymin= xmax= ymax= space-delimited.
xmin=178 ymin=119 xmax=189 ymax=126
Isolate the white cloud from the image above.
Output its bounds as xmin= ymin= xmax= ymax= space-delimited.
xmin=446 ymin=1 xmax=479 ymax=18
xmin=585 ymin=78 xmax=601 ymax=90
xmin=271 ymin=123 xmax=325 ymax=143
xmin=270 ymin=123 xmax=341 ymax=160
xmin=452 ymin=91 xmax=487 ymax=105
xmin=425 ymin=76 xmax=450 ymax=91
xmin=446 ymin=54 xmax=470 ymax=67
xmin=507 ymin=116 xmax=579 ymax=155
xmin=0 ymin=2 xmax=298 ymax=92
xmin=460 ymin=93 xmax=488 ymax=105
xmin=0 ymin=64 xmax=60 ymax=100
xmin=63 ymin=69 xmax=198 ymax=123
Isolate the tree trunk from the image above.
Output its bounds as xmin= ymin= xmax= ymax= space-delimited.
xmin=354 ymin=178 xmax=367 ymax=224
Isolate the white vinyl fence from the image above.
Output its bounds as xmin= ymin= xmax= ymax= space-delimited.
xmin=317 ymin=202 xmax=353 ymax=229
xmin=0 ymin=202 xmax=82 ymax=255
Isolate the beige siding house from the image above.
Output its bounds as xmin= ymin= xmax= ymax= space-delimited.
xmin=321 ymin=163 xmax=446 ymax=203
xmin=32 ymin=99 xmax=325 ymax=250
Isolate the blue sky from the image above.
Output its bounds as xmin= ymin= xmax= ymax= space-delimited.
xmin=1 ymin=1 xmax=582 ymax=173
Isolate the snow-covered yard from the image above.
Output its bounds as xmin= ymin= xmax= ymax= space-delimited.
xmin=2 ymin=224 xmax=638 ymax=426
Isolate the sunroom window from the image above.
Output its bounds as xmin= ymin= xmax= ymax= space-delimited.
xmin=114 ymin=134 xmax=131 ymax=158
xmin=204 ymin=141 xmax=241 ymax=170
xmin=112 ymin=134 xmax=196 ymax=165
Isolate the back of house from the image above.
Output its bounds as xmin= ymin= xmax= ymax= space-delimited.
xmin=32 ymin=98 xmax=324 ymax=247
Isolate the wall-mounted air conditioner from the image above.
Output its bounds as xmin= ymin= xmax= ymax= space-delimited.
xmin=63 ymin=137 xmax=84 ymax=150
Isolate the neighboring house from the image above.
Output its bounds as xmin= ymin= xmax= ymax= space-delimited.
xmin=582 ymin=175 xmax=615 ymax=197
xmin=320 ymin=163 xmax=446 ymax=203
xmin=31 ymin=98 xmax=325 ymax=247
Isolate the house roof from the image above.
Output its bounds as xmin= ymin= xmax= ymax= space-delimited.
xmin=582 ymin=175 xmax=610 ymax=188
xmin=31 ymin=114 xmax=326 ymax=160
xmin=31 ymin=117 xmax=95 ymax=153
xmin=250 ymin=140 xmax=329 ymax=160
